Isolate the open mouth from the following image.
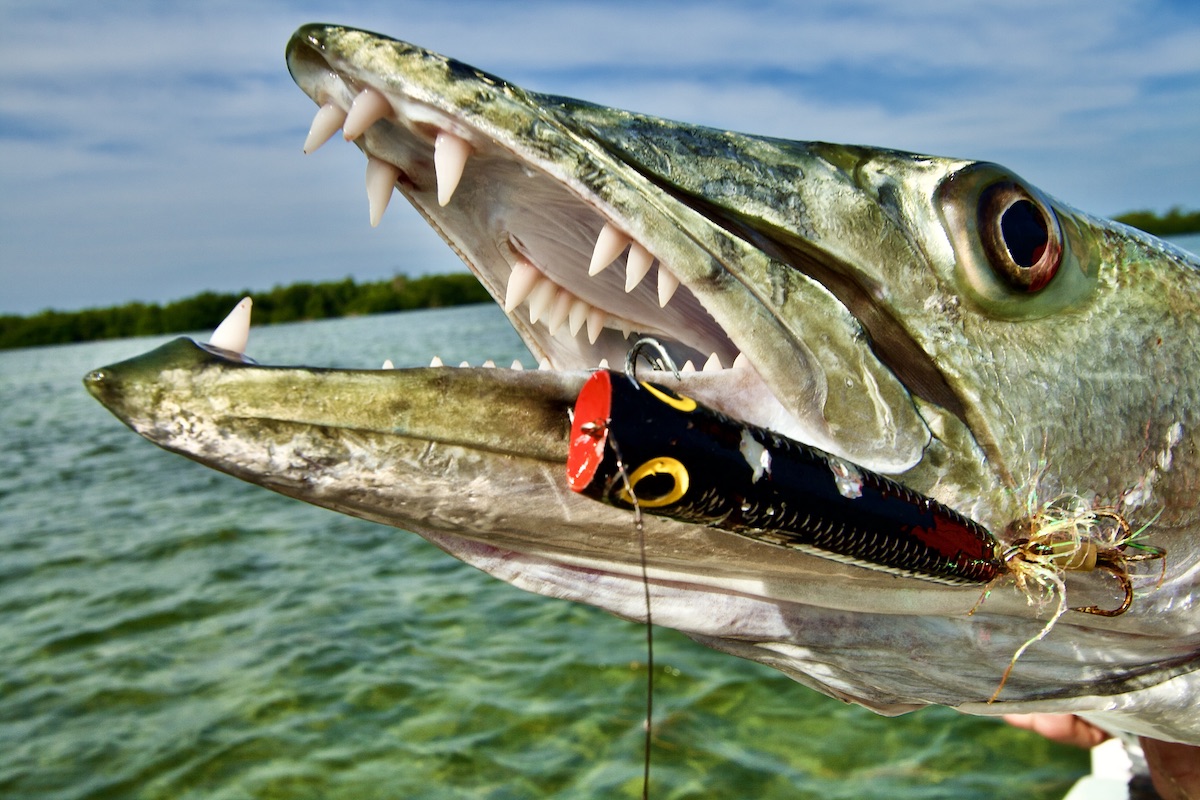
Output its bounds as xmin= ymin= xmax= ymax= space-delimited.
xmin=276 ymin=24 xmax=957 ymax=478
xmin=292 ymin=45 xmax=735 ymax=369
xmin=281 ymin=27 xmax=827 ymax=444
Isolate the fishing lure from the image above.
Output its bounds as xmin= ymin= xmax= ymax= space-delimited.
xmin=566 ymin=351 xmax=1166 ymax=706
xmin=567 ymin=369 xmax=1005 ymax=586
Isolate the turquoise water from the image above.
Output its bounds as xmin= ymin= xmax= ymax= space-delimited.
xmin=0 ymin=304 xmax=1096 ymax=799
xmin=8 ymin=234 xmax=1199 ymax=800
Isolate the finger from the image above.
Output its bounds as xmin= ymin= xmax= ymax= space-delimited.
xmin=1003 ymin=714 xmax=1110 ymax=749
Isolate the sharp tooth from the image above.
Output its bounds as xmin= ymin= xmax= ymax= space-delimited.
xmin=381 ymin=359 xmax=395 ymax=370
xmin=304 ymin=103 xmax=347 ymax=154
xmin=658 ymin=267 xmax=680 ymax=307
xmin=208 ymin=296 xmax=252 ymax=355
xmin=548 ymin=290 xmax=573 ymax=334
xmin=538 ymin=358 xmax=551 ymax=370
xmin=434 ymin=131 xmax=472 ymax=207
xmin=365 ymin=157 xmax=400 ymax=227
xmin=528 ymin=279 xmax=557 ymax=323
xmin=343 ymin=88 xmax=391 ymax=140
xmin=589 ymin=223 xmax=630 ymax=276
xmin=703 ymin=353 xmax=723 ymax=372
xmin=625 ymin=243 xmax=654 ymax=292
xmin=511 ymin=360 xmax=524 ymax=370
xmin=681 ymin=360 xmax=696 ymax=373
xmin=598 ymin=358 xmax=610 ymax=369
xmin=586 ymin=307 xmax=607 ymax=344
xmin=504 ymin=259 xmax=540 ymax=312
xmin=732 ymin=353 xmax=749 ymax=370
xmin=459 ymin=361 xmax=471 ymax=368
xmin=482 ymin=359 xmax=496 ymax=368
xmin=568 ymin=298 xmax=590 ymax=336
xmin=430 ymin=355 xmax=444 ymax=367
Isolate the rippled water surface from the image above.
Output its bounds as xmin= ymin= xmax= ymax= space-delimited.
xmin=0 ymin=303 xmax=1104 ymax=798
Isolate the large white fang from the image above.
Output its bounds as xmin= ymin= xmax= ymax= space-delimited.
xmin=434 ymin=131 xmax=471 ymax=207
xmin=343 ymin=88 xmax=391 ymax=140
xmin=703 ymin=353 xmax=723 ymax=372
xmin=365 ymin=158 xmax=400 ymax=227
xmin=588 ymin=223 xmax=630 ymax=276
xmin=568 ymin=298 xmax=589 ymax=336
xmin=658 ymin=268 xmax=680 ymax=307
xmin=504 ymin=259 xmax=540 ymax=312
xmin=527 ymin=279 xmax=557 ymax=323
xmin=304 ymin=103 xmax=347 ymax=154
xmin=625 ymin=243 xmax=654 ymax=292
xmin=209 ymin=297 xmax=252 ymax=355
xmin=547 ymin=289 xmax=573 ymax=334
xmin=586 ymin=307 xmax=607 ymax=344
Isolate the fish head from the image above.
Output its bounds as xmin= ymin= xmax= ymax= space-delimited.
xmin=86 ymin=24 xmax=1200 ymax=742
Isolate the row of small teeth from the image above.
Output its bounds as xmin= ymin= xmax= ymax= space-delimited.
xmin=302 ymin=89 xmax=683 ymax=341
xmin=500 ymin=223 xmax=678 ymax=346
xmin=411 ymin=352 xmax=744 ymax=372
xmin=506 ymin=257 xmax=614 ymax=344
xmin=206 ymin=296 xmax=741 ymax=373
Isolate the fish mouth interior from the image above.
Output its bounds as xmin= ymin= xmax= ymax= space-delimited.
xmin=286 ymin=35 xmax=822 ymax=440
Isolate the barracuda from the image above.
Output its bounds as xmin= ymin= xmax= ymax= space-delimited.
xmin=86 ymin=24 xmax=1200 ymax=744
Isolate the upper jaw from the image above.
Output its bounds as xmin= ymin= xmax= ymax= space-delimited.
xmin=285 ymin=24 xmax=933 ymax=472
xmin=286 ymin=27 xmax=734 ymax=372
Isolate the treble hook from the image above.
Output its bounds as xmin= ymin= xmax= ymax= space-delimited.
xmin=623 ymin=337 xmax=681 ymax=388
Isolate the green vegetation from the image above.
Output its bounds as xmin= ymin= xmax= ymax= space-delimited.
xmin=1113 ymin=207 xmax=1200 ymax=236
xmin=0 ymin=273 xmax=490 ymax=351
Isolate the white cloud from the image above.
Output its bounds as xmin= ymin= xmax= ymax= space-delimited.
xmin=1 ymin=0 xmax=1197 ymax=313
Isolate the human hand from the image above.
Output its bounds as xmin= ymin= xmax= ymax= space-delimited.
xmin=1004 ymin=714 xmax=1200 ymax=800
xmin=1002 ymin=712 xmax=1110 ymax=749
xmin=1140 ymin=736 xmax=1200 ymax=800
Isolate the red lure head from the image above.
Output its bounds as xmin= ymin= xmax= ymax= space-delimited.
xmin=566 ymin=370 xmax=614 ymax=493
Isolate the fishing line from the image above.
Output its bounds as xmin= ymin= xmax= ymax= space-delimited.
xmin=616 ymin=338 xmax=674 ymax=800
xmin=607 ymin=432 xmax=654 ymax=800
xmin=568 ymin=402 xmax=654 ymax=796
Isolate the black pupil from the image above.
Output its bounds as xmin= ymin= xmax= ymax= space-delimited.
xmin=1000 ymin=199 xmax=1048 ymax=267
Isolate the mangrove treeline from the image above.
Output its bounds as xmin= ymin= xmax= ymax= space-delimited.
xmin=1112 ymin=207 xmax=1200 ymax=237
xmin=0 ymin=273 xmax=490 ymax=351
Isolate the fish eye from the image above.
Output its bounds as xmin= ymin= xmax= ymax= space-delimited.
xmin=977 ymin=181 xmax=1063 ymax=293
xmin=937 ymin=163 xmax=1094 ymax=318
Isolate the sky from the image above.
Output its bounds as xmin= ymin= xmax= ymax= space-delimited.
xmin=2 ymin=1 xmax=1198 ymax=315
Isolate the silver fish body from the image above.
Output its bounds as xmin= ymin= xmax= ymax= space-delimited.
xmin=87 ymin=25 xmax=1199 ymax=743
